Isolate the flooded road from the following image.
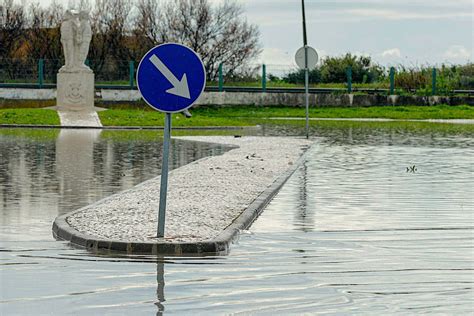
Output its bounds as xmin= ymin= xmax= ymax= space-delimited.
xmin=1 ymin=125 xmax=473 ymax=315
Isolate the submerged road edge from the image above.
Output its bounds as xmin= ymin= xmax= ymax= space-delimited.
xmin=52 ymin=139 xmax=313 ymax=256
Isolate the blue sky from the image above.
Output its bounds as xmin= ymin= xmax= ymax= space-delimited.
xmin=37 ymin=0 xmax=473 ymax=67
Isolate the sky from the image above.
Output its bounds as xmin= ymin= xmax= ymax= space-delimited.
xmin=35 ymin=0 xmax=473 ymax=68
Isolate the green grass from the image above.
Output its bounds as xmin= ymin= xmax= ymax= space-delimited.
xmin=98 ymin=105 xmax=474 ymax=127
xmin=192 ymin=105 xmax=474 ymax=120
xmin=0 ymin=109 xmax=60 ymax=125
xmin=1 ymin=105 xmax=472 ymax=127
xmin=98 ymin=109 xmax=254 ymax=127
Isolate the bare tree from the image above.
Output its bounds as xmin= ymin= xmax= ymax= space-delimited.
xmin=0 ymin=0 xmax=26 ymax=59
xmin=1 ymin=0 xmax=260 ymax=82
xmin=154 ymin=0 xmax=260 ymax=80
xmin=132 ymin=0 xmax=160 ymax=57
xmin=67 ymin=0 xmax=92 ymax=11
xmin=89 ymin=0 xmax=133 ymax=77
xmin=26 ymin=1 xmax=63 ymax=60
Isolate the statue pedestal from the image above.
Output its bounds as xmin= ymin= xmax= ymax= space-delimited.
xmin=57 ymin=71 xmax=94 ymax=110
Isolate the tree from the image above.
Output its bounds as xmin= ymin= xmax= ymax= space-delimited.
xmin=132 ymin=0 xmax=160 ymax=58
xmin=152 ymin=0 xmax=261 ymax=80
xmin=0 ymin=0 xmax=26 ymax=59
xmin=1 ymin=0 xmax=261 ymax=83
xmin=89 ymin=0 xmax=133 ymax=79
xmin=26 ymin=2 xmax=63 ymax=60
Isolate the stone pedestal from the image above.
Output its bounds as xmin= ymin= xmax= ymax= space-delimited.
xmin=57 ymin=71 xmax=94 ymax=110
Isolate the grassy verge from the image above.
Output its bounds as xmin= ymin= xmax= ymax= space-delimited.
xmin=0 ymin=109 xmax=60 ymax=125
xmin=1 ymin=105 xmax=473 ymax=127
xmin=98 ymin=109 xmax=254 ymax=127
xmin=196 ymin=105 xmax=474 ymax=120
xmin=99 ymin=105 xmax=474 ymax=126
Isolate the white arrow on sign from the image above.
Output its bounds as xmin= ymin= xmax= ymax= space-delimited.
xmin=149 ymin=54 xmax=191 ymax=99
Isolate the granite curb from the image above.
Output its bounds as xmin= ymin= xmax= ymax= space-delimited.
xmin=52 ymin=140 xmax=312 ymax=256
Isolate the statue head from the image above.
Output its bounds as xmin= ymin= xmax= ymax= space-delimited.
xmin=64 ymin=9 xmax=80 ymax=21
xmin=64 ymin=10 xmax=74 ymax=20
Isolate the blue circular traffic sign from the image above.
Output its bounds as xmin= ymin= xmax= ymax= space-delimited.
xmin=137 ymin=43 xmax=206 ymax=113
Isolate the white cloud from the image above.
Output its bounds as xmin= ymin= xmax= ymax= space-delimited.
xmin=258 ymin=47 xmax=293 ymax=65
xmin=443 ymin=45 xmax=471 ymax=59
xmin=381 ymin=48 xmax=401 ymax=58
xmin=345 ymin=8 xmax=472 ymax=20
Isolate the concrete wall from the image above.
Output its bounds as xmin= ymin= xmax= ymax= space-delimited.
xmin=1 ymin=88 xmax=473 ymax=108
xmin=0 ymin=88 xmax=56 ymax=100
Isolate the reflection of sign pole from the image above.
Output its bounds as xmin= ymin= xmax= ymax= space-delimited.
xmin=137 ymin=43 xmax=206 ymax=238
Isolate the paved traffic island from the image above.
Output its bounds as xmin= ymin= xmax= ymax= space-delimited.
xmin=53 ymin=136 xmax=313 ymax=255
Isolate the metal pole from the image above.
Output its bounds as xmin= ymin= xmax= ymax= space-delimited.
xmin=129 ymin=61 xmax=135 ymax=88
xmin=218 ymin=63 xmax=223 ymax=92
xmin=302 ymin=0 xmax=309 ymax=139
xmin=262 ymin=64 xmax=266 ymax=92
xmin=38 ymin=59 xmax=44 ymax=88
xmin=347 ymin=67 xmax=352 ymax=93
xmin=157 ymin=112 xmax=172 ymax=238
xmin=389 ymin=67 xmax=395 ymax=95
xmin=301 ymin=0 xmax=307 ymax=46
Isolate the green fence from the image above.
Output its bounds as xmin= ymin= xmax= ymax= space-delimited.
xmin=0 ymin=58 xmax=472 ymax=95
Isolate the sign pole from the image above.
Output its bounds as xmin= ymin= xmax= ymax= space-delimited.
xmin=302 ymin=0 xmax=309 ymax=139
xmin=136 ymin=43 xmax=206 ymax=239
xmin=157 ymin=112 xmax=172 ymax=238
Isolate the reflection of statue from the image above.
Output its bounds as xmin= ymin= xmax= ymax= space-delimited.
xmin=59 ymin=10 xmax=92 ymax=73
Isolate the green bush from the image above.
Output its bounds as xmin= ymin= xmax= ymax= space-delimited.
xmin=282 ymin=68 xmax=322 ymax=84
xmin=320 ymin=53 xmax=384 ymax=83
xmin=458 ymin=63 xmax=474 ymax=89
xmin=283 ymin=53 xmax=384 ymax=85
xmin=394 ymin=66 xmax=431 ymax=92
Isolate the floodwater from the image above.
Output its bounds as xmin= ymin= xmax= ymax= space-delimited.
xmin=1 ymin=124 xmax=473 ymax=315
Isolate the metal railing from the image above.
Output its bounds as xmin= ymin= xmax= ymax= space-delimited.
xmin=0 ymin=59 xmax=472 ymax=96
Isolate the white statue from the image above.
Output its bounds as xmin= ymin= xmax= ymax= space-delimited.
xmin=59 ymin=10 xmax=92 ymax=73
xmin=60 ymin=10 xmax=76 ymax=70
xmin=77 ymin=11 xmax=92 ymax=70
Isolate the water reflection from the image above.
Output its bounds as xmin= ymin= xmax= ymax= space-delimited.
xmin=56 ymin=129 xmax=102 ymax=212
xmin=1 ymin=124 xmax=473 ymax=314
xmin=294 ymin=161 xmax=314 ymax=232
xmin=0 ymin=128 xmax=230 ymax=242
xmin=156 ymin=262 xmax=165 ymax=315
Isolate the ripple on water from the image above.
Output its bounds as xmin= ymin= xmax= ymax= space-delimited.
xmin=0 ymin=128 xmax=473 ymax=315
